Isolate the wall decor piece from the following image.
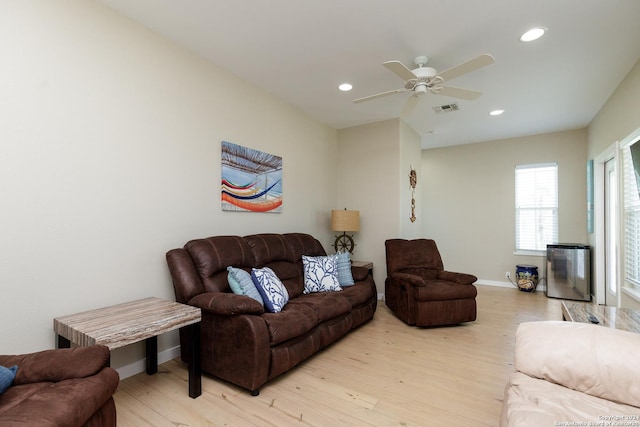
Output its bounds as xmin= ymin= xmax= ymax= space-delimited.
xmin=409 ymin=166 xmax=417 ymax=223
xmin=221 ymin=141 xmax=282 ymax=213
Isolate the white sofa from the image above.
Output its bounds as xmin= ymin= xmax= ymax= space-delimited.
xmin=501 ymin=321 xmax=640 ymax=426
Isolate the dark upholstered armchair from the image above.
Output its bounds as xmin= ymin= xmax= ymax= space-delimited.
xmin=0 ymin=346 xmax=119 ymax=426
xmin=385 ymin=238 xmax=478 ymax=327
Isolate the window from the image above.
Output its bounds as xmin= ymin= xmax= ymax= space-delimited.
xmin=622 ymin=140 xmax=640 ymax=290
xmin=515 ymin=163 xmax=558 ymax=252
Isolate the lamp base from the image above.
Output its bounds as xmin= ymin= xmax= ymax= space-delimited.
xmin=333 ymin=233 xmax=355 ymax=254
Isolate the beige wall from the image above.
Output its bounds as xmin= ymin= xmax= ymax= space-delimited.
xmin=336 ymin=119 xmax=401 ymax=293
xmin=399 ymin=121 xmax=423 ymax=239
xmin=0 ymin=1 xmax=338 ymax=369
xmin=421 ymin=129 xmax=588 ymax=285
xmin=587 ymin=58 xmax=640 ymax=309
xmin=588 ymin=59 xmax=640 ymax=159
xmin=336 ymin=119 xmax=423 ymax=294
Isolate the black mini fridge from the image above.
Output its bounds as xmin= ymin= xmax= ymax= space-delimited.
xmin=545 ymin=244 xmax=591 ymax=301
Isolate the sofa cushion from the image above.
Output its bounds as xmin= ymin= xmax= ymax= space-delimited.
xmin=385 ymin=239 xmax=444 ymax=276
xmin=400 ymin=267 xmax=439 ymax=281
xmin=288 ymin=292 xmax=351 ymax=323
xmin=341 ymin=281 xmax=375 ymax=308
xmin=252 ymin=267 xmax=289 ymax=313
xmin=245 ymin=234 xmax=295 ymax=266
xmin=0 ymin=369 xmax=119 ymax=426
xmin=414 ymin=281 xmax=477 ymax=301
xmin=515 ymin=321 xmax=640 ymax=408
xmin=261 ymin=304 xmax=319 ymax=346
xmin=186 ymin=236 xmax=255 ymax=293
xmin=227 ymin=266 xmax=264 ymax=307
xmin=0 ymin=382 xmax=49 ymax=415
xmin=245 ymin=233 xmax=305 ymax=299
xmin=0 ymin=365 xmax=17 ymax=394
xmin=501 ymin=371 xmax=640 ymax=426
xmin=302 ymin=255 xmax=342 ymax=294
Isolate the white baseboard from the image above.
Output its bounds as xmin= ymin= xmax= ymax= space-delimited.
xmin=477 ymin=279 xmax=546 ymax=292
xmin=115 ymin=345 xmax=181 ymax=380
xmin=476 ymin=279 xmax=516 ymax=289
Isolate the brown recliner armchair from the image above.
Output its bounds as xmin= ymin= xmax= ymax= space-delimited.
xmin=385 ymin=238 xmax=478 ymax=327
xmin=0 ymin=345 xmax=119 ymax=426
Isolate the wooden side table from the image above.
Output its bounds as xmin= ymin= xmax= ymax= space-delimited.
xmin=54 ymin=297 xmax=202 ymax=398
xmin=352 ymin=260 xmax=373 ymax=274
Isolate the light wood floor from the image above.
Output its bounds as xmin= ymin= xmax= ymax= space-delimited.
xmin=113 ymin=285 xmax=562 ymax=426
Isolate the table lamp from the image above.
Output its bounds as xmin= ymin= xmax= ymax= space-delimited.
xmin=331 ymin=209 xmax=360 ymax=253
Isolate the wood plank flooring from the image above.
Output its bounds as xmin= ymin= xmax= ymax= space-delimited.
xmin=113 ymin=285 xmax=563 ymax=426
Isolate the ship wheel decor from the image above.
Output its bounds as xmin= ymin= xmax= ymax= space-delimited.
xmin=409 ymin=167 xmax=417 ymax=223
xmin=330 ymin=209 xmax=360 ymax=254
xmin=334 ymin=233 xmax=355 ymax=253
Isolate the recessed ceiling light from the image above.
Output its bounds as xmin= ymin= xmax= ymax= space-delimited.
xmin=520 ymin=27 xmax=547 ymax=42
xmin=490 ymin=109 xmax=505 ymax=116
xmin=338 ymin=83 xmax=353 ymax=92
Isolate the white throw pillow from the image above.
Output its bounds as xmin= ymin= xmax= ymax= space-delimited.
xmin=302 ymin=255 xmax=342 ymax=294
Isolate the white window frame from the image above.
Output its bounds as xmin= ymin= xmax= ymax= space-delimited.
xmin=515 ymin=163 xmax=559 ymax=255
xmin=620 ymin=128 xmax=640 ymax=298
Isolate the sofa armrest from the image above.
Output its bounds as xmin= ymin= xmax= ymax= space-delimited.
xmin=515 ymin=321 xmax=640 ymax=408
xmin=189 ymin=292 xmax=264 ymax=316
xmin=351 ymin=266 xmax=369 ymax=282
xmin=389 ymin=272 xmax=426 ymax=287
xmin=437 ymin=270 xmax=477 ymax=285
xmin=0 ymin=346 xmax=111 ymax=385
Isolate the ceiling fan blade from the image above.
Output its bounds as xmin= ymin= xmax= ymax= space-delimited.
xmin=401 ymin=94 xmax=421 ymax=118
xmin=354 ymin=88 xmax=410 ymax=103
xmin=437 ymin=54 xmax=495 ymax=82
xmin=432 ymin=86 xmax=482 ymax=100
xmin=383 ymin=60 xmax=417 ymax=81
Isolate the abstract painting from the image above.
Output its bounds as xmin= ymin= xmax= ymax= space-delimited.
xmin=221 ymin=141 xmax=283 ymax=213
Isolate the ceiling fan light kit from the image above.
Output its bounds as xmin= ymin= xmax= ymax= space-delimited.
xmin=354 ymin=53 xmax=495 ymax=118
xmin=520 ymin=27 xmax=547 ymax=42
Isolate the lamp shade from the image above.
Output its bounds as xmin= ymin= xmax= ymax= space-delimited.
xmin=331 ymin=209 xmax=360 ymax=232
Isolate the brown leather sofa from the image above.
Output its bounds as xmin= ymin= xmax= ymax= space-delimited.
xmin=385 ymin=238 xmax=477 ymax=327
xmin=0 ymin=345 xmax=119 ymax=426
xmin=166 ymin=232 xmax=377 ymax=395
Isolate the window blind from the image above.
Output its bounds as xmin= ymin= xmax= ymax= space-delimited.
xmin=622 ymin=142 xmax=640 ymax=289
xmin=515 ymin=163 xmax=558 ymax=252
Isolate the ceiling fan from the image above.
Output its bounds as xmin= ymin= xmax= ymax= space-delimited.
xmin=354 ymin=54 xmax=495 ymax=118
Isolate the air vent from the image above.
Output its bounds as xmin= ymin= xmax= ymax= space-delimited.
xmin=433 ymin=103 xmax=459 ymax=114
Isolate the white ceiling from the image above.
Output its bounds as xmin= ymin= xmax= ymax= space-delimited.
xmin=97 ymin=0 xmax=640 ymax=149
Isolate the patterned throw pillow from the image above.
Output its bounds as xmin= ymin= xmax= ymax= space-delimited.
xmin=335 ymin=252 xmax=355 ymax=287
xmin=302 ymin=255 xmax=343 ymax=294
xmin=227 ymin=266 xmax=264 ymax=307
xmin=251 ymin=267 xmax=289 ymax=313
xmin=0 ymin=365 xmax=18 ymax=394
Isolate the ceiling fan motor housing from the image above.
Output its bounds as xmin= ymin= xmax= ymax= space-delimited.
xmin=413 ymin=66 xmax=437 ymax=79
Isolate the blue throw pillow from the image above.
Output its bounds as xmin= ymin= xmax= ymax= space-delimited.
xmin=251 ymin=267 xmax=289 ymax=313
xmin=0 ymin=365 xmax=18 ymax=394
xmin=227 ymin=266 xmax=264 ymax=307
xmin=334 ymin=252 xmax=355 ymax=287
xmin=302 ymin=255 xmax=342 ymax=294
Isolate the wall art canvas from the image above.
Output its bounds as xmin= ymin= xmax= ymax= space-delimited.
xmin=221 ymin=141 xmax=283 ymax=213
